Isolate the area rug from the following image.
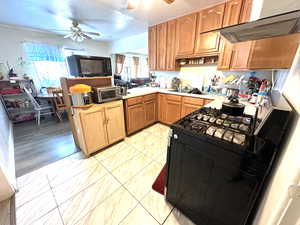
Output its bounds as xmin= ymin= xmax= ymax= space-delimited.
xmin=152 ymin=164 xmax=167 ymax=195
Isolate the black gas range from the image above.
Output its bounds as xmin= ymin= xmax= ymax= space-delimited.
xmin=165 ymin=92 xmax=292 ymax=225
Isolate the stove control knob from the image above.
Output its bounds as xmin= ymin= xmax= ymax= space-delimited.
xmin=173 ymin=134 xmax=178 ymax=139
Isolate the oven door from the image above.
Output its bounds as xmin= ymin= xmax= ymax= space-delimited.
xmin=98 ymin=88 xmax=120 ymax=103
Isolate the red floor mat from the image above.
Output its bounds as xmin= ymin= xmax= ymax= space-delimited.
xmin=152 ymin=164 xmax=167 ymax=195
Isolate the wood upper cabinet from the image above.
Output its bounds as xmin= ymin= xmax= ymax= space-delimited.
xmin=248 ymin=34 xmax=300 ymax=69
xmin=166 ymin=20 xmax=178 ymax=71
xmin=230 ymin=41 xmax=252 ymax=70
xmin=144 ymin=94 xmax=157 ymax=126
xmin=239 ymin=0 xmax=253 ymax=23
xmin=194 ymin=32 xmax=221 ymax=55
xmin=148 ymin=26 xmax=157 ymax=71
xmin=79 ymin=106 xmax=108 ymax=155
xmin=217 ymin=37 xmax=233 ymax=70
xmin=176 ymin=13 xmax=198 ymax=57
xmin=198 ymin=3 xmax=225 ymax=33
xmin=156 ymin=23 xmax=168 ymax=70
xmin=105 ymin=101 xmax=126 ymax=144
xmin=223 ymin=0 xmax=243 ymax=27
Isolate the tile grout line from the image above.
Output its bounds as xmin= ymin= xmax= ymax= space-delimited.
xmin=46 ymin=175 xmax=65 ymax=225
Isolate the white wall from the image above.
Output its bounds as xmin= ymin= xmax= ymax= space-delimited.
xmin=253 ymin=44 xmax=300 ymax=225
xmin=0 ymin=24 xmax=112 ymax=79
xmin=110 ymin=32 xmax=148 ymax=54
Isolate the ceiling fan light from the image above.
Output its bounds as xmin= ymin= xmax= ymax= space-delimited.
xmin=127 ymin=0 xmax=140 ymax=9
xmin=164 ymin=0 xmax=175 ymax=4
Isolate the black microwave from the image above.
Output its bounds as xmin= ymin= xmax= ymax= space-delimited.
xmin=67 ymin=55 xmax=112 ymax=77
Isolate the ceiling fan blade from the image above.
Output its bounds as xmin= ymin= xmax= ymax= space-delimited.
xmin=82 ymin=31 xmax=100 ymax=36
xmin=81 ymin=33 xmax=92 ymax=40
xmin=64 ymin=33 xmax=74 ymax=39
xmin=163 ymin=0 xmax=175 ymax=4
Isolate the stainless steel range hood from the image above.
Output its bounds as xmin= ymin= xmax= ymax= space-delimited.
xmin=217 ymin=10 xmax=300 ymax=43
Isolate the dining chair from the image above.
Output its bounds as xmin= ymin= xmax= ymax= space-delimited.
xmin=24 ymin=88 xmax=53 ymax=125
xmin=52 ymin=90 xmax=67 ymax=122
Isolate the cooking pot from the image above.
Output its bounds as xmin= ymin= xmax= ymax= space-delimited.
xmin=221 ymin=97 xmax=245 ymax=116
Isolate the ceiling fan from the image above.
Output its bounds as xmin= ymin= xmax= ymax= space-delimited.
xmin=127 ymin=0 xmax=175 ymax=9
xmin=60 ymin=21 xmax=101 ymax=42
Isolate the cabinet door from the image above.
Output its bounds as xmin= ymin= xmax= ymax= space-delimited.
xmin=165 ymin=100 xmax=182 ymax=125
xmin=105 ymin=101 xmax=125 ymax=144
xmin=176 ymin=13 xmax=198 ymax=57
xmin=198 ymin=3 xmax=225 ymax=33
xmin=156 ymin=23 xmax=168 ymax=70
xmin=148 ymin=26 xmax=157 ymax=71
xmin=144 ymin=100 xmax=157 ymax=126
xmin=166 ymin=20 xmax=177 ymax=71
xmin=181 ymin=103 xmax=201 ymax=118
xmin=230 ymin=41 xmax=252 ymax=70
xmin=194 ymin=32 xmax=221 ymax=55
xmin=158 ymin=94 xmax=166 ymax=123
xmin=248 ymin=34 xmax=300 ymax=69
xmin=217 ymin=37 xmax=233 ymax=70
xmin=223 ymin=0 xmax=243 ymax=27
xmin=80 ymin=107 xmax=108 ymax=154
xmin=127 ymin=103 xmax=145 ymax=134
xmin=239 ymin=0 xmax=253 ymax=23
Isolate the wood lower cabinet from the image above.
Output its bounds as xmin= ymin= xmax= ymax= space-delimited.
xmin=74 ymin=101 xmax=125 ymax=156
xmin=176 ymin=13 xmax=198 ymax=57
xmin=165 ymin=99 xmax=182 ymax=125
xmin=223 ymin=0 xmax=243 ymax=27
xmin=181 ymin=97 xmax=204 ymax=117
xmin=125 ymin=94 xmax=157 ymax=135
xmin=105 ymin=101 xmax=126 ymax=144
xmin=126 ymin=103 xmax=145 ymax=135
xmin=158 ymin=94 xmax=166 ymax=122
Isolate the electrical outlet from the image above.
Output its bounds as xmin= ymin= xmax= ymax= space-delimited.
xmin=288 ymin=185 xmax=300 ymax=199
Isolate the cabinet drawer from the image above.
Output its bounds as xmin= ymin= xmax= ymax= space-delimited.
xmin=143 ymin=94 xmax=157 ymax=102
xmin=182 ymin=97 xmax=204 ymax=106
xmin=127 ymin=96 xmax=143 ymax=106
xmin=166 ymin=94 xmax=182 ymax=102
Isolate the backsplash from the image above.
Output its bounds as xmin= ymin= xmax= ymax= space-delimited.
xmin=154 ymin=65 xmax=283 ymax=91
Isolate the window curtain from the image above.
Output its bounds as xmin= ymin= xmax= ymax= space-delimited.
xmin=115 ymin=54 xmax=126 ymax=75
xmin=23 ymin=42 xmax=67 ymax=90
xmin=132 ymin=56 xmax=140 ymax=77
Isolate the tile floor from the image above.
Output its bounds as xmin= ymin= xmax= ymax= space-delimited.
xmin=15 ymin=123 xmax=195 ymax=225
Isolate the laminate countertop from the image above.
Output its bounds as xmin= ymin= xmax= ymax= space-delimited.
xmin=122 ymin=87 xmax=261 ymax=117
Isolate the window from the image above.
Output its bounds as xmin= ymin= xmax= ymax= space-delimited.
xmin=23 ymin=42 xmax=68 ymax=90
xmin=120 ymin=55 xmax=149 ymax=81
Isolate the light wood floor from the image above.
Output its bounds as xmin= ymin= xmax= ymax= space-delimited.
xmin=13 ymin=117 xmax=78 ymax=177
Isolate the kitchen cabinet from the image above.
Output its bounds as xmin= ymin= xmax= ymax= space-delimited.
xmin=166 ymin=20 xmax=178 ymax=71
xmin=181 ymin=97 xmax=204 ymax=117
xmin=223 ymin=0 xmax=243 ymax=27
xmin=239 ymin=0 xmax=253 ymax=23
xmin=143 ymin=94 xmax=157 ymax=126
xmin=230 ymin=41 xmax=252 ymax=70
xmin=158 ymin=94 xmax=166 ymax=122
xmin=105 ymin=101 xmax=126 ymax=144
xmin=156 ymin=23 xmax=167 ymax=70
xmin=217 ymin=37 xmax=233 ymax=70
xmin=74 ymin=101 xmax=125 ymax=156
xmin=230 ymin=34 xmax=300 ymax=70
xmin=164 ymin=94 xmax=182 ymax=125
xmin=198 ymin=3 xmax=225 ymax=33
xmin=175 ymin=13 xmax=198 ymax=57
xmin=125 ymin=94 xmax=157 ymax=135
xmin=148 ymin=26 xmax=157 ymax=70
xmin=194 ymin=32 xmax=221 ymax=56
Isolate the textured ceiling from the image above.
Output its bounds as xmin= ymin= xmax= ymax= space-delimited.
xmin=0 ymin=0 xmax=224 ymax=41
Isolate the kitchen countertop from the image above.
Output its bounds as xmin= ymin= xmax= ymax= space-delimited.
xmin=122 ymin=87 xmax=218 ymax=100
xmin=122 ymin=87 xmax=261 ymax=117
